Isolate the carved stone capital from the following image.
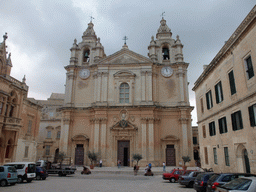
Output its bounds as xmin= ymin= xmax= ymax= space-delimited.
xmin=179 ymin=118 xmax=189 ymax=124
xmin=140 ymin=117 xmax=160 ymax=123
xmin=90 ymin=117 xmax=108 ymax=124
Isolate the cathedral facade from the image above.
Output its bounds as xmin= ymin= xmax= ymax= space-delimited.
xmin=59 ymin=18 xmax=194 ymax=167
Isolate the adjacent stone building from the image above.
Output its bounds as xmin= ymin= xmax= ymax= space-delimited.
xmin=0 ymin=34 xmax=41 ymax=164
xmin=36 ymin=93 xmax=64 ymax=162
xmin=193 ymin=6 xmax=256 ymax=173
xmin=59 ymin=17 xmax=194 ymax=167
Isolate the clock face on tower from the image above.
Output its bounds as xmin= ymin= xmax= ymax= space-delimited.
xmin=161 ymin=66 xmax=173 ymax=77
xmin=79 ymin=68 xmax=90 ymax=79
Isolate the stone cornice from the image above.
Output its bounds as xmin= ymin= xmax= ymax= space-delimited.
xmin=90 ymin=117 xmax=107 ymax=123
xmin=193 ymin=6 xmax=256 ymax=91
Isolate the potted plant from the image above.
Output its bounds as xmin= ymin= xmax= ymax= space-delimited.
xmin=132 ymin=153 xmax=142 ymax=169
xmin=87 ymin=151 xmax=98 ymax=169
xmin=182 ymin=156 xmax=191 ymax=170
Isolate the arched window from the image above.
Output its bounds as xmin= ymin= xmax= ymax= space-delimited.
xmin=8 ymin=91 xmax=17 ymax=117
xmin=119 ymin=83 xmax=129 ymax=103
xmin=162 ymin=46 xmax=169 ymax=60
xmin=83 ymin=49 xmax=90 ymax=62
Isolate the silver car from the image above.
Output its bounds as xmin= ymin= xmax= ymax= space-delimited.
xmin=217 ymin=177 xmax=256 ymax=192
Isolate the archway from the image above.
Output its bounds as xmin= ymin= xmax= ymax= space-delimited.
xmin=236 ymin=144 xmax=251 ymax=173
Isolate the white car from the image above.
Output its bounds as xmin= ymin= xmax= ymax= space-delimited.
xmin=4 ymin=162 xmax=36 ymax=183
xmin=217 ymin=177 xmax=256 ymax=192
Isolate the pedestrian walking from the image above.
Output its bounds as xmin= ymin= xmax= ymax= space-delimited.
xmin=163 ymin=162 xmax=166 ymax=172
xmin=99 ymin=159 xmax=102 ymax=167
xmin=148 ymin=162 xmax=152 ymax=169
xmin=134 ymin=165 xmax=137 ymax=176
xmin=118 ymin=160 xmax=121 ymax=168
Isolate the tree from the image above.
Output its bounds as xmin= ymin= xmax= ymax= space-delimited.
xmin=87 ymin=151 xmax=98 ymax=165
xmin=182 ymin=156 xmax=191 ymax=166
xmin=55 ymin=152 xmax=66 ymax=169
xmin=132 ymin=154 xmax=142 ymax=165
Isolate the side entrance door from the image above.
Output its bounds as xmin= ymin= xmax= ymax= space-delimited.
xmin=118 ymin=141 xmax=130 ymax=166
xmin=166 ymin=145 xmax=176 ymax=166
xmin=75 ymin=144 xmax=84 ymax=165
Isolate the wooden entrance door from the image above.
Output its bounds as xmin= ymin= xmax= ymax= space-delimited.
xmin=166 ymin=145 xmax=176 ymax=166
xmin=118 ymin=141 xmax=130 ymax=166
xmin=75 ymin=144 xmax=84 ymax=165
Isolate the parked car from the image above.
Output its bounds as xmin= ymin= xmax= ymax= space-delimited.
xmin=4 ymin=162 xmax=36 ymax=183
xmin=36 ymin=167 xmax=48 ymax=180
xmin=0 ymin=166 xmax=18 ymax=187
xmin=206 ymin=173 xmax=256 ymax=192
xmin=178 ymin=170 xmax=203 ymax=188
xmin=193 ymin=172 xmax=215 ymax=192
xmin=217 ymin=177 xmax=256 ymax=192
xmin=162 ymin=169 xmax=187 ymax=183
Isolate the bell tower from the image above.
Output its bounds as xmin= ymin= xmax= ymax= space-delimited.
xmin=0 ymin=33 xmax=12 ymax=76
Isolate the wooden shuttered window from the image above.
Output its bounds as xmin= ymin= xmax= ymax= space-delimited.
xmin=204 ymin=147 xmax=209 ymax=165
xmin=202 ymin=125 xmax=206 ymax=138
xmin=245 ymin=56 xmax=254 ymax=79
xmin=248 ymin=104 xmax=256 ymax=127
xmin=231 ymin=110 xmax=243 ymax=131
xmin=209 ymin=121 xmax=216 ymax=136
xmin=206 ymin=90 xmax=213 ymax=109
xmin=218 ymin=117 xmax=228 ymax=134
xmin=228 ymin=70 xmax=236 ymax=95
xmin=200 ymin=98 xmax=204 ymax=114
xmin=224 ymin=147 xmax=230 ymax=166
xmin=215 ymin=81 xmax=224 ymax=104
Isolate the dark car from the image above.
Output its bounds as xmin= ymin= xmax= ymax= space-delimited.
xmin=206 ymin=173 xmax=256 ymax=192
xmin=193 ymin=172 xmax=215 ymax=192
xmin=217 ymin=177 xmax=256 ymax=192
xmin=178 ymin=170 xmax=203 ymax=188
xmin=36 ymin=167 xmax=48 ymax=180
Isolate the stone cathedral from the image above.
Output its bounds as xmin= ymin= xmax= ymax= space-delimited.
xmin=59 ymin=17 xmax=194 ymax=167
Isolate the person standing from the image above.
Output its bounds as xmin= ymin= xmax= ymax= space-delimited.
xmin=99 ymin=159 xmax=102 ymax=167
xmin=134 ymin=165 xmax=137 ymax=176
xmin=118 ymin=160 xmax=121 ymax=168
xmin=148 ymin=162 xmax=152 ymax=169
xmin=163 ymin=162 xmax=166 ymax=172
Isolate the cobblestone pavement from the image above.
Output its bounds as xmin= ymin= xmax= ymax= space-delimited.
xmin=1 ymin=172 xmax=196 ymax=192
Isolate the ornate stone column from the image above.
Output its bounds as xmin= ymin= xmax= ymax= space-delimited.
xmin=97 ymin=73 xmax=102 ymax=102
xmin=179 ymin=117 xmax=188 ymax=156
xmin=94 ymin=119 xmax=100 ymax=152
xmin=177 ymin=67 xmax=185 ymax=104
xmin=148 ymin=118 xmax=154 ymax=161
xmin=147 ymin=71 xmax=153 ymax=102
xmin=93 ymin=72 xmax=98 ymax=103
xmin=102 ymin=72 xmax=108 ymax=103
xmin=141 ymin=71 xmax=146 ymax=101
xmin=100 ymin=118 xmax=107 ymax=160
xmin=64 ymin=70 xmax=74 ymax=106
xmin=60 ymin=118 xmax=71 ymax=154
xmin=141 ymin=119 xmax=147 ymax=161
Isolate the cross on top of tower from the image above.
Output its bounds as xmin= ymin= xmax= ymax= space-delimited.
xmin=90 ymin=15 xmax=95 ymax=22
xmin=123 ymin=36 xmax=128 ymax=45
xmin=161 ymin=12 xmax=165 ymax=19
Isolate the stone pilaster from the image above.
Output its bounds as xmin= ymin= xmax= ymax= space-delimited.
xmin=148 ymin=119 xmax=154 ymax=161
xmin=179 ymin=117 xmax=189 ymax=156
xmin=177 ymin=67 xmax=185 ymax=104
xmin=100 ymin=118 xmax=107 ymax=160
xmin=93 ymin=72 xmax=98 ymax=103
xmin=147 ymin=71 xmax=153 ymax=101
xmin=141 ymin=123 xmax=147 ymax=161
xmin=97 ymin=73 xmax=101 ymax=102
xmin=141 ymin=71 xmax=146 ymax=101
xmin=101 ymin=72 xmax=108 ymax=102
xmin=94 ymin=120 xmax=100 ymax=152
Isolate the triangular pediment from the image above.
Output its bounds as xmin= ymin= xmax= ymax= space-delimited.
xmin=99 ymin=48 xmax=152 ymax=65
xmin=110 ymin=120 xmax=138 ymax=131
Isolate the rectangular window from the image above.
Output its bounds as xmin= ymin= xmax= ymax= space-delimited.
xmin=228 ymin=70 xmax=236 ymax=95
xmin=193 ymin=137 xmax=197 ymax=144
xmin=209 ymin=121 xmax=216 ymax=136
xmin=27 ymin=120 xmax=32 ymax=134
xmin=45 ymin=145 xmax=50 ymax=156
xmin=202 ymin=125 xmax=206 ymax=138
xmin=200 ymin=98 xmax=204 ymax=114
xmin=47 ymin=131 xmax=51 ymax=138
xmin=231 ymin=110 xmax=243 ymax=131
xmin=218 ymin=117 xmax=228 ymax=134
xmin=56 ymin=131 xmax=61 ymax=139
xmin=213 ymin=148 xmax=218 ymax=164
xmin=245 ymin=56 xmax=254 ymax=79
xmin=248 ymin=104 xmax=256 ymax=127
xmin=0 ymin=96 xmax=4 ymax=115
xmin=204 ymin=147 xmax=208 ymax=165
xmin=206 ymin=90 xmax=213 ymax=109
xmin=215 ymin=81 xmax=224 ymax=104
xmin=24 ymin=146 xmax=29 ymax=158
xmin=224 ymin=147 xmax=230 ymax=166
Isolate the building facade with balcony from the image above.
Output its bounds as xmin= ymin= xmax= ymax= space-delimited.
xmin=193 ymin=6 xmax=256 ymax=173
xmin=0 ymin=34 xmax=41 ymax=164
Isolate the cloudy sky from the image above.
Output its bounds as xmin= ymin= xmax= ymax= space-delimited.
xmin=0 ymin=1 xmax=255 ymax=125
